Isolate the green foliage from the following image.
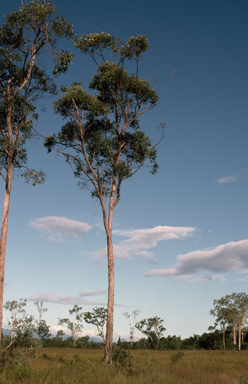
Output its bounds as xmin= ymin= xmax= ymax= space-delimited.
xmin=0 ymin=0 xmax=74 ymax=184
xmin=5 ymin=364 xmax=33 ymax=381
xmin=42 ymin=353 xmax=52 ymax=360
xmin=89 ymin=61 xmax=158 ymax=107
xmin=135 ymin=317 xmax=166 ymax=349
xmin=112 ymin=347 xmax=134 ymax=369
xmin=170 ymin=351 xmax=184 ymax=363
xmin=44 ymin=32 xmax=161 ymax=204
xmin=0 ymin=0 xmax=74 ymax=73
xmin=74 ymin=32 xmax=150 ymax=63
xmin=56 ymin=354 xmax=65 ymax=362
xmin=210 ymin=292 xmax=248 ymax=350
xmin=84 ymin=307 xmax=107 ymax=342
xmin=70 ymin=353 xmax=81 ymax=365
xmin=3 ymin=299 xmax=28 ymax=340
xmin=0 ymin=300 xmax=40 ymax=370
xmin=58 ymin=305 xmax=84 ymax=344
xmin=237 ymin=372 xmax=248 ymax=384
xmin=74 ymin=32 xmax=120 ymax=57
xmin=37 ymin=320 xmax=51 ymax=340
xmin=119 ymin=35 xmax=150 ymax=60
xmin=56 ymin=330 xmax=65 ymax=340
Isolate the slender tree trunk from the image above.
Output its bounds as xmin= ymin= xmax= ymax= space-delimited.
xmin=104 ymin=230 xmax=114 ymax=365
xmin=156 ymin=337 xmax=160 ymax=349
xmin=238 ymin=328 xmax=241 ymax=351
xmin=0 ymin=163 xmax=13 ymax=340
xmin=223 ymin=330 xmax=225 ymax=350
xmin=239 ymin=318 xmax=244 ymax=351
xmin=233 ymin=325 xmax=237 ymax=346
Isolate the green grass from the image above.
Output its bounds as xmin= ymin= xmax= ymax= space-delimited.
xmin=0 ymin=348 xmax=248 ymax=383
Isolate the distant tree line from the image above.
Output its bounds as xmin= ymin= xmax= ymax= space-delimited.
xmin=2 ymin=292 xmax=248 ymax=355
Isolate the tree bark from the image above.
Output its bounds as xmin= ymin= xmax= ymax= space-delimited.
xmin=238 ymin=327 xmax=241 ymax=351
xmin=104 ymin=231 xmax=114 ymax=365
xmin=233 ymin=325 xmax=237 ymax=345
xmin=0 ymin=163 xmax=13 ymax=339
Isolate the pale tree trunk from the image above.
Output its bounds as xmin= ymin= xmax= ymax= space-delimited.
xmin=238 ymin=327 xmax=242 ymax=351
xmin=0 ymin=163 xmax=13 ymax=340
xmin=103 ymin=171 xmax=118 ymax=365
xmin=238 ymin=316 xmax=245 ymax=351
xmin=104 ymin=226 xmax=114 ymax=365
xmin=223 ymin=330 xmax=225 ymax=350
xmin=233 ymin=325 xmax=237 ymax=346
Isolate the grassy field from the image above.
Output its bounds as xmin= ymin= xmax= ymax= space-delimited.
xmin=0 ymin=348 xmax=248 ymax=383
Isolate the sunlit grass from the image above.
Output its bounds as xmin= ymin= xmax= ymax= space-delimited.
xmin=0 ymin=348 xmax=248 ymax=383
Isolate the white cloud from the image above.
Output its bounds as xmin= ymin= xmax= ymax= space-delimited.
xmin=113 ymin=332 xmax=141 ymax=342
xmin=49 ymin=324 xmax=102 ymax=339
xmin=27 ymin=292 xmax=107 ymax=306
xmin=29 ymin=216 xmax=92 ymax=242
xmin=216 ymin=175 xmax=237 ymax=184
xmin=144 ymin=239 xmax=248 ymax=281
xmin=90 ymin=225 xmax=196 ymax=260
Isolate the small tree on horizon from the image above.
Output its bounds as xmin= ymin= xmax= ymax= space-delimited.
xmin=34 ymin=301 xmax=48 ymax=339
xmin=56 ymin=329 xmax=65 ymax=341
xmin=58 ymin=305 xmax=84 ymax=344
xmin=123 ymin=310 xmax=140 ymax=347
xmin=84 ymin=307 xmax=107 ymax=343
xmin=136 ymin=316 xmax=166 ymax=349
xmin=3 ymin=299 xmax=27 ymax=341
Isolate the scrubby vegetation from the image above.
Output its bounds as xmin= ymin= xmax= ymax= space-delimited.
xmin=0 ymin=348 xmax=248 ymax=383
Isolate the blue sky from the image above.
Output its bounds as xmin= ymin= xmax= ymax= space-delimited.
xmin=1 ymin=0 xmax=248 ymax=340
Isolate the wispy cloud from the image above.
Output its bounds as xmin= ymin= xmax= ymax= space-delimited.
xmin=90 ymin=226 xmax=196 ymax=260
xmin=27 ymin=292 xmax=129 ymax=308
xmin=29 ymin=216 xmax=92 ymax=242
xmin=234 ymin=275 xmax=248 ymax=282
xmin=216 ymin=175 xmax=237 ymax=184
xmin=216 ymin=168 xmax=248 ymax=185
xmin=27 ymin=291 xmax=107 ymax=306
xmin=176 ymin=274 xmax=226 ymax=283
xmin=144 ymin=239 xmax=248 ymax=281
xmin=78 ymin=291 xmax=107 ymax=297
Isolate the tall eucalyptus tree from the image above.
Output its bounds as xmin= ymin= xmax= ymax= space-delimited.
xmin=0 ymin=0 xmax=74 ymax=337
xmin=44 ymin=33 xmax=169 ymax=364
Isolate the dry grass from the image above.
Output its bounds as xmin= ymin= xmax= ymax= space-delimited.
xmin=0 ymin=348 xmax=248 ymax=383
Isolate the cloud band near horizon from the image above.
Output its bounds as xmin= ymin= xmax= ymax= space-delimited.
xmin=27 ymin=291 xmax=107 ymax=306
